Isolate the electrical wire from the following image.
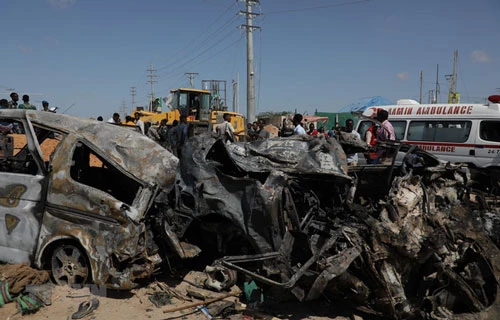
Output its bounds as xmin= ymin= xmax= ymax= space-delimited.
xmin=157 ymin=26 xmax=241 ymax=79
xmin=263 ymin=0 xmax=370 ymax=15
xmin=156 ymin=1 xmax=238 ymax=71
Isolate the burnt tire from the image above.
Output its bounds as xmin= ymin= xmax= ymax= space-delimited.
xmin=50 ymin=243 xmax=90 ymax=286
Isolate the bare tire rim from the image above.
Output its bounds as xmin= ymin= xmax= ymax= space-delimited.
xmin=51 ymin=244 xmax=89 ymax=285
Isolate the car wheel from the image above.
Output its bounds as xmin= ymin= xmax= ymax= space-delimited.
xmin=51 ymin=243 xmax=90 ymax=286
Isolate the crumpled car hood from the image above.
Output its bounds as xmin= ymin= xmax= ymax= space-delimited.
xmin=191 ymin=134 xmax=351 ymax=180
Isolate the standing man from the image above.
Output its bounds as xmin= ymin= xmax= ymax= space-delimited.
xmin=18 ymin=95 xmax=36 ymax=110
xmin=292 ymin=114 xmax=306 ymax=135
xmin=257 ymin=119 xmax=270 ymax=140
xmin=134 ymin=112 xmax=145 ymax=135
xmin=217 ymin=113 xmax=235 ymax=143
xmin=376 ymin=109 xmax=395 ymax=141
xmin=168 ymin=120 xmax=179 ymax=156
xmin=177 ymin=115 xmax=189 ymax=157
xmin=345 ymin=119 xmax=361 ymax=166
xmin=375 ymin=109 xmax=395 ymax=164
xmin=364 ymin=123 xmax=379 ymax=164
xmin=8 ymin=92 xmax=19 ymax=109
xmin=157 ymin=119 xmax=169 ymax=149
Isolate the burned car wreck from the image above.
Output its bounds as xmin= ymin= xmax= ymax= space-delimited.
xmin=0 ymin=110 xmax=196 ymax=290
xmin=3 ymin=109 xmax=500 ymax=318
xmin=161 ymin=133 xmax=500 ymax=319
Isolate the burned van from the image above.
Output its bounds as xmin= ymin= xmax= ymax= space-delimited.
xmin=0 ymin=109 xmax=189 ymax=289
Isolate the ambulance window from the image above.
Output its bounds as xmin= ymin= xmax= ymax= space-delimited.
xmin=392 ymin=121 xmax=407 ymax=140
xmin=480 ymin=121 xmax=500 ymax=142
xmin=357 ymin=120 xmax=406 ymax=140
xmin=408 ymin=121 xmax=471 ymax=142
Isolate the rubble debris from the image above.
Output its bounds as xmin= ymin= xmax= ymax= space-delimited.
xmin=163 ymin=134 xmax=500 ymax=319
xmin=162 ymin=287 xmax=241 ymax=314
xmin=205 ymin=264 xmax=237 ymax=292
xmin=148 ymin=291 xmax=172 ymax=307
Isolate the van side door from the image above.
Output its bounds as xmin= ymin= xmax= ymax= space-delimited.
xmin=0 ymin=117 xmax=47 ymax=264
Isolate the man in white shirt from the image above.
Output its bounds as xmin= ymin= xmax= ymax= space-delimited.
xmin=107 ymin=113 xmax=121 ymax=124
xmin=217 ymin=113 xmax=235 ymax=143
xmin=134 ymin=112 xmax=145 ymax=135
xmin=292 ymin=114 xmax=306 ymax=135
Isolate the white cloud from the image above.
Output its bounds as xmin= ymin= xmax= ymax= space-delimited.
xmin=396 ymin=72 xmax=409 ymax=80
xmin=48 ymin=0 xmax=76 ymax=8
xmin=18 ymin=45 xmax=33 ymax=54
xmin=471 ymin=50 xmax=491 ymax=63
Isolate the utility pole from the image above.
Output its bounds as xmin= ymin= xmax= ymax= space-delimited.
xmin=428 ymin=90 xmax=434 ymax=104
xmin=120 ymin=100 xmax=127 ymax=120
xmin=240 ymin=0 xmax=260 ymax=123
xmin=147 ymin=63 xmax=157 ymax=112
xmin=419 ymin=71 xmax=423 ymax=104
xmin=130 ymin=86 xmax=136 ymax=113
xmin=232 ymin=79 xmax=237 ymax=112
xmin=185 ymin=72 xmax=199 ymax=88
xmin=236 ymin=72 xmax=240 ymax=113
xmin=446 ymin=49 xmax=459 ymax=104
xmin=434 ymin=64 xmax=440 ymax=104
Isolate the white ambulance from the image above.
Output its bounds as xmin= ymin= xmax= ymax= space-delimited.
xmin=356 ymin=95 xmax=500 ymax=169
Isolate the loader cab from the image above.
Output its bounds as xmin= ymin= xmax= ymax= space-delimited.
xmin=170 ymin=88 xmax=211 ymax=121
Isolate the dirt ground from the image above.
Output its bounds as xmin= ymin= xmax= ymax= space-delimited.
xmin=0 ymin=270 xmax=362 ymax=320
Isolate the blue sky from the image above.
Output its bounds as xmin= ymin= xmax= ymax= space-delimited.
xmin=2 ymin=0 xmax=499 ymax=119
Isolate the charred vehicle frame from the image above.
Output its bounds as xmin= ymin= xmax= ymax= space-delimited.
xmin=0 ymin=110 xmax=195 ymax=289
xmin=163 ymin=133 xmax=500 ymax=319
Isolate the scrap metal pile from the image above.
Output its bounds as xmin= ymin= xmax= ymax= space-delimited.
xmin=158 ymin=133 xmax=500 ymax=319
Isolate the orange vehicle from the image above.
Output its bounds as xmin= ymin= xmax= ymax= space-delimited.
xmin=127 ymin=88 xmax=246 ymax=139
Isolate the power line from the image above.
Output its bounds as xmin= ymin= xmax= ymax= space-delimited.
xmin=157 ymin=26 xmax=241 ymax=79
xmin=156 ymin=1 xmax=238 ymax=71
xmin=263 ymin=0 xmax=370 ymax=15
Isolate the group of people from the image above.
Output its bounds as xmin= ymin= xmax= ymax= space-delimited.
xmin=1 ymin=92 xmax=54 ymax=112
xmin=246 ymin=118 xmax=271 ymax=141
xmin=98 ymin=109 xmax=395 ymax=166
xmin=100 ymin=111 xmax=190 ymax=158
xmin=290 ymin=111 xmax=395 ymax=166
